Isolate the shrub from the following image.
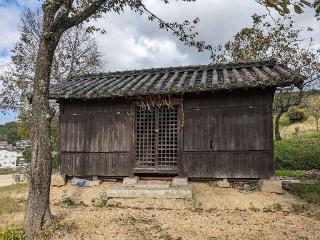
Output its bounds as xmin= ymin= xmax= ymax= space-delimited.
xmin=0 ymin=228 xmax=25 ymax=240
xmin=288 ymin=107 xmax=307 ymax=123
xmin=59 ymin=191 xmax=75 ymax=207
xmin=274 ymin=132 xmax=320 ymax=170
xmin=287 ymin=183 xmax=320 ymax=205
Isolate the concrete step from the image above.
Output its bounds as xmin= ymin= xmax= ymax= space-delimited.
xmin=106 ymin=185 xmax=193 ymax=199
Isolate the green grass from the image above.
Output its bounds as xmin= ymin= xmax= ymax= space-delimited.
xmin=275 ymin=132 xmax=320 ymax=170
xmin=0 ymin=196 xmax=25 ymax=215
xmin=0 ymin=183 xmax=28 ymax=194
xmin=0 ymin=228 xmax=25 ymax=240
xmin=275 ymin=169 xmax=306 ymax=178
xmin=286 ymin=183 xmax=320 ymax=205
xmin=0 ymin=168 xmax=19 ymax=175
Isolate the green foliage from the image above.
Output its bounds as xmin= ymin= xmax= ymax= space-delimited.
xmin=275 ymin=169 xmax=306 ymax=178
xmin=274 ymin=132 xmax=320 ymax=170
xmin=262 ymin=0 xmax=320 ymax=19
xmin=288 ymin=106 xmax=307 ymax=123
xmin=290 ymin=203 xmax=309 ymax=213
xmin=59 ymin=191 xmax=75 ymax=207
xmin=0 ymin=228 xmax=25 ymax=240
xmin=287 ymin=183 xmax=320 ymax=205
xmin=278 ymin=114 xmax=290 ymax=129
xmin=22 ymin=147 xmax=31 ymax=163
xmin=0 ymin=168 xmax=19 ymax=175
xmin=0 ymin=122 xmax=21 ymax=145
xmin=91 ymin=192 xmax=109 ymax=208
xmin=49 ymin=221 xmax=75 ymax=233
xmin=262 ymin=203 xmax=283 ymax=212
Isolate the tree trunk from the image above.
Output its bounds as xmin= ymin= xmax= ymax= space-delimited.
xmin=316 ymin=117 xmax=319 ymax=132
xmin=24 ymin=34 xmax=60 ymax=239
xmin=274 ymin=112 xmax=283 ymax=141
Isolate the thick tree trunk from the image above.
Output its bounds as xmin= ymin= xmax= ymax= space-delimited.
xmin=274 ymin=112 xmax=283 ymax=141
xmin=24 ymin=35 xmax=59 ymax=239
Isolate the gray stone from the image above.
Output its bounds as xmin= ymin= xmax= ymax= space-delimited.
xmin=172 ymin=177 xmax=188 ymax=186
xmin=217 ymin=179 xmax=230 ymax=188
xmin=260 ymin=180 xmax=283 ymax=194
xmin=123 ymin=176 xmax=139 ymax=185
xmin=106 ymin=185 xmax=193 ymax=199
xmin=51 ymin=174 xmax=66 ymax=187
xmin=136 ymin=180 xmax=171 ymax=189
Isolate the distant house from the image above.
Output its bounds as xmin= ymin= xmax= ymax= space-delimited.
xmin=0 ymin=150 xmax=20 ymax=168
xmin=16 ymin=140 xmax=31 ymax=149
xmin=0 ymin=141 xmax=13 ymax=150
xmin=50 ymin=60 xmax=304 ymax=179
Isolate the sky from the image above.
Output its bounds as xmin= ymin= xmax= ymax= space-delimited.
xmin=0 ymin=0 xmax=319 ymax=124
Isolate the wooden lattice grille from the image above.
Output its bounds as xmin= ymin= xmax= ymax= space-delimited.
xmin=135 ymin=106 xmax=178 ymax=168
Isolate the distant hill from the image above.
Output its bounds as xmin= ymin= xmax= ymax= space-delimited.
xmin=0 ymin=122 xmax=21 ymax=145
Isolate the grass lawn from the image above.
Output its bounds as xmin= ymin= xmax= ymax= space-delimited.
xmin=286 ymin=183 xmax=320 ymax=205
xmin=0 ymin=183 xmax=28 ymax=216
xmin=274 ymin=132 xmax=320 ymax=170
xmin=0 ymin=168 xmax=19 ymax=175
xmin=275 ymin=169 xmax=306 ymax=178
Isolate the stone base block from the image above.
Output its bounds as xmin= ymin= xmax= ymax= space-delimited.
xmin=123 ymin=176 xmax=139 ymax=185
xmin=172 ymin=177 xmax=188 ymax=186
xmin=260 ymin=180 xmax=283 ymax=194
xmin=51 ymin=174 xmax=66 ymax=187
xmin=217 ymin=179 xmax=230 ymax=188
xmin=106 ymin=185 xmax=193 ymax=199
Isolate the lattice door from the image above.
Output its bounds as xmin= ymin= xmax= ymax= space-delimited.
xmin=135 ymin=106 xmax=179 ymax=169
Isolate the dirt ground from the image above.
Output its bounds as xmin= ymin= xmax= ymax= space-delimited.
xmin=0 ymin=174 xmax=13 ymax=187
xmin=1 ymin=182 xmax=320 ymax=240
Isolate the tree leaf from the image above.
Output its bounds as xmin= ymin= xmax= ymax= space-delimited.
xmin=294 ymin=4 xmax=304 ymax=14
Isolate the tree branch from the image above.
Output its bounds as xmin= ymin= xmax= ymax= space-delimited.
xmin=59 ymin=0 xmax=108 ymax=32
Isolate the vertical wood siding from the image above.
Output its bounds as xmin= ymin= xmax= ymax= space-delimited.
xmin=58 ymin=88 xmax=275 ymax=179
xmin=59 ymin=99 xmax=132 ymax=176
xmin=182 ymin=89 xmax=274 ymax=178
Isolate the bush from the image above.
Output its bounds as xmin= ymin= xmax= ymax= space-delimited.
xmin=274 ymin=132 xmax=320 ymax=170
xmin=286 ymin=183 xmax=320 ymax=205
xmin=288 ymin=107 xmax=307 ymax=123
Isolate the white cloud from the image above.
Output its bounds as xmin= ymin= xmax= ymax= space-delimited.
xmin=0 ymin=0 xmax=319 ymax=71
xmin=0 ymin=4 xmax=20 ymax=53
xmin=95 ymin=24 xmax=190 ymax=71
xmin=92 ymin=0 xmax=269 ymax=70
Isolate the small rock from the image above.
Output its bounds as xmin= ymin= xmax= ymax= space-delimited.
xmin=217 ymin=179 xmax=230 ymax=188
xmin=90 ymin=180 xmax=102 ymax=186
xmin=123 ymin=176 xmax=139 ymax=185
xmin=172 ymin=177 xmax=188 ymax=186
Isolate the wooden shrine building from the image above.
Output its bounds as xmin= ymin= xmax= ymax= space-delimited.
xmin=50 ymin=60 xmax=303 ymax=179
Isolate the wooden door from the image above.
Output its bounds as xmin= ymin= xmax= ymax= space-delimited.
xmin=134 ymin=105 xmax=179 ymax=173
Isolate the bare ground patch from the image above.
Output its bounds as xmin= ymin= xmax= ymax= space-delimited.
xmin=1 ymin=182 xmax=320 ymax=240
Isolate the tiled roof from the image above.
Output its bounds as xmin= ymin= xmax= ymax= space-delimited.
xmin=50 ymin=60 xmax=304 ymax=99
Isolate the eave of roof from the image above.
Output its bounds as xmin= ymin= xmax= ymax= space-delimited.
xmin=50 ymin=59 xmax=304 ymax=100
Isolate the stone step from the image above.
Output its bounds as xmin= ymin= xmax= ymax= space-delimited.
xmin=135 ymin=180 xmax=171 ymax=189
xmin=106 ymin=185 xmax=193 ymax=199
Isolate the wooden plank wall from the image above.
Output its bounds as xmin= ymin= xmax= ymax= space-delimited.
xmin=58 ymin=88 xmax=275 ymax=179
xmin=59 ymin=99 xmax=132 ymax=177
xmin=182 ymin=88 xmax=274 ymax=178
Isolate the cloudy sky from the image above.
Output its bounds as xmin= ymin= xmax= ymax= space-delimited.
xmin=0 ymin=0 xmax=319 ymax=123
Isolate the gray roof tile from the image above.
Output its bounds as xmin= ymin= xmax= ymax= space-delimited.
xmin=50 ymin=60 xmax=304 ymax=99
